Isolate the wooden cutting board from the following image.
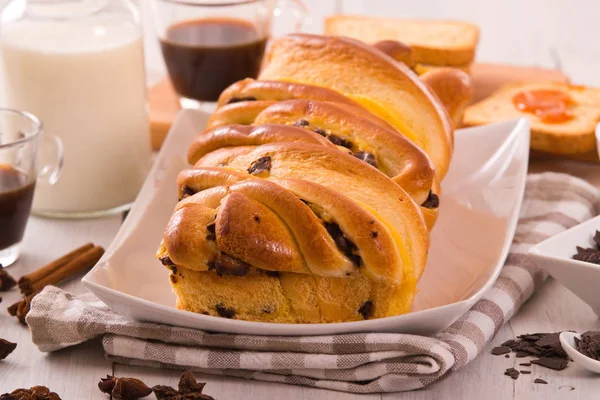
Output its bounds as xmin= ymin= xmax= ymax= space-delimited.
xmin=149 ymin=62 xmax=570 ymax=150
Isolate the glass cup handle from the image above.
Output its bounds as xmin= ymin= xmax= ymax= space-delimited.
xmin=273 ymin=0 xmax=310 ymax=33
xmin=38 ymin=132 xmax=63 ymax=185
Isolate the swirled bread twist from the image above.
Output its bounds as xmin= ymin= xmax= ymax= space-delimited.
xmin=157 ymin=34 xmax=465 ymax=323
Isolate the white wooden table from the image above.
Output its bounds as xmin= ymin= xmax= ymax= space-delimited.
xmin=3 ymin=0 xmax=600 ymax=398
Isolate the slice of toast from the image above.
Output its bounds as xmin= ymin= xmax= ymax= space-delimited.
xmin=324 ymin=15 xmax=479 ymax=66
xmin=463 ymin=82 xmax=600 ymax=154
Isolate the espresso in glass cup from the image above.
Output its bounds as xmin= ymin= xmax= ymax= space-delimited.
xmin=0 ymin=109 xmax=62 ymax=267
xmin=151 ymin=0 xmax=308 ymax=109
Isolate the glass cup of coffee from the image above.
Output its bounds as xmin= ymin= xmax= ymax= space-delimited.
xmin=150 ymin=0 xmax=309 ymax=109
xmin=0 ymin=109 xmax=63 ymax=267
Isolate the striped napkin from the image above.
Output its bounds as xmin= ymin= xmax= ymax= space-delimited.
xmin=27 ymin=173 xmax=600 ymax=393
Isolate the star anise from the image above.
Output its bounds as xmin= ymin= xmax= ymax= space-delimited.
xmin=0 ymin=385 xmax=61 ymax=399
xmin=153 ymin=371 xmax=214 ymax=400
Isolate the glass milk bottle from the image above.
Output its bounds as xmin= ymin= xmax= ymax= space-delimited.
xmin=0 ymin=0 xmax=151 ymax=217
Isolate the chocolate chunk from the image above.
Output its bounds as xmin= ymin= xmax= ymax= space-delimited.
xmin=516 ymin=351 xmax=529 ymax=357
xmin=206 ymin=222 xmax=216 ymax=241
xmin=358 ymin=300 xmax=373 ymax=319
xmin=353 ymin=151 xmax=379 ymax=168
xmin=180 ymin=185 xmax=196 ymax=200
xmin=215 ymin=304 xmax=235 ymax=318
xmin=327 ymin=133 xmax=353 ymax=148
xmin=492 ymin=346 xmax=511 ymax=355
xmin=534 ymin=378 xmax=548 ymax=384
xmin=313 ymin=128 xmax=327 ymax=137
xmin=349 ymin=254 xmax=362 ymax=267
xmin=575 ymin=331 xmax=600 ymax=360
xmin=520 ymin=370 xmax=531 ymax=374
xmin=572 ymin=237 xmax=600 ymax=263
xmin=370 ymin=231 xmax=378 ymax=238
xmin=504 ymin=368 xmax=520 ymax=379
xmin=505 ymin=354 xmax=509 ymax=358
xmin=293 ymin=119 xmax=309 ymax=127
xmin=227 ymin=96 xmax=257 ymax=104
xmin=170 ymin=274 xmax=178 ymax=284
xmin=535 ymin=332 xmax=561 ymax=348
xmin=160 ymin=256 xmax=175 ymax=267
xmin=0 ymin=269 xmax=16 ymax=291
xmin=324 ymin=222 xmax=360 ymax=266
xmin=263 ymin=270 xmax=279 ymax=278
xmin=421 ymin=191 xmax=440 ymax=209
xmin=253 ymin=214 xmax=260 ymax=223
xmin=502 ymin=339 xmax=517 ymax=347
xmin=531 ymin=357 xmax=569 ymax=371
xmin=0 ymin=338 xmax=17 ymax=360
xmin=248 ymin=156 xmax=272 ymax=176
xmin=519 ymin=363 xmax=531 ymax=366
xmin=210 ymin=253 xmax=250 ymax=277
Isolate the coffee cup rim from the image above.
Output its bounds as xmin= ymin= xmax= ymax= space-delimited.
xmin=0 ymin=108 xmax=43 ymax=149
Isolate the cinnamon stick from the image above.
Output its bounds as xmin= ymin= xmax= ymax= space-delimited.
xmin=19 ymin=244 xmax=104 ymax=295
xmin=18 ymin=243 xmax=94 ymax=295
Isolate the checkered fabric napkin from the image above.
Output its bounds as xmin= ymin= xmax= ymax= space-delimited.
xmin=27 ymin=173 xmax=600 ymax=393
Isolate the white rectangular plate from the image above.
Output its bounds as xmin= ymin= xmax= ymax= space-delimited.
xmin=83 ymin=110 xmax=530 ymax=336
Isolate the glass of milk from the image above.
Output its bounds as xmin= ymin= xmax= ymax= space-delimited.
xmin=0 ymin=0 xmax=152 ymax=218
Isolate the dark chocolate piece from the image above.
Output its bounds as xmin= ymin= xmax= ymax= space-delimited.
xmin=421 ymin=191 xmax=440 ymax=209
xmin=358 ymin=300 xmax=373 ymax=319
xmin=215 ymin=304 xmax=235 ymax=319
xmin=491 ymin=346 xmax=511 ymax=356
xmin=353 ymin=151 xmax=379 ymax=168
xmin=293 ymin=119 xmax=309 ymax=127
xmin=227 ymin=96 xmax=257 ymax=104
xmin=247 ymin=156 xmax=272 ymax=176
xmin=531 ymin=357 xmax=569 ymax=371
xmin=210 ymin=253 xmax=250 ymax=277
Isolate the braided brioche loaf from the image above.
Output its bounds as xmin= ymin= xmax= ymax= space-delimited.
xmin=157 ymin=34 xmax=459 ymax=323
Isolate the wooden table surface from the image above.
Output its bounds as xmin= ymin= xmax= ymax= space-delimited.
xmin=3 ymin=0 xmax=600 ymax=399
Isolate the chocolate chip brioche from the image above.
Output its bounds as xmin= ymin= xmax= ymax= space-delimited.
xmin=159 ymin=143 xmax=428 ymax=322
xmin=157 ymin=34 xmax=457 ymax=323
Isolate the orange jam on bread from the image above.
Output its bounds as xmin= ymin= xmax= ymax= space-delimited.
xmin=513 ymin=89 xmax=574 ymax=123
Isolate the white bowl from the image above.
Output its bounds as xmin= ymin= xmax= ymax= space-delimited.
xmin=560 ymin=331 xmax=600 ymax=374
xmin=82 ymin=111 xmax=530 ymax=336
xmin=529 ymin=215 xmax=600 ymax=316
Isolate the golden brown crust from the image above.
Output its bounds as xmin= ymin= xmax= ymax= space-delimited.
xmin=207 ymin=100 xmax=277 ymax=129
xmin=252 ymin=99 xmax=435 ymax=205
xmin=188 ymin=123 xmax=334 ymax=165
xmin=373 ymin=40 xmax=414 ymax=66
xmin=192 ymin=142 xmax=429 ymax=279
xmin=216 ymin=78 xmax=363 ymax=108
xmin=259 ymin=33 xmax=453 ymax=178
xmin=420 ymin=67 xmax=473 ymax=128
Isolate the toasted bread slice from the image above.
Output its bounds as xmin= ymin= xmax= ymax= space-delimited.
xmin=324 ymin=15 xmax=479 ymax=66
xmin=464 ymin=82 xmax=600 ymax=154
